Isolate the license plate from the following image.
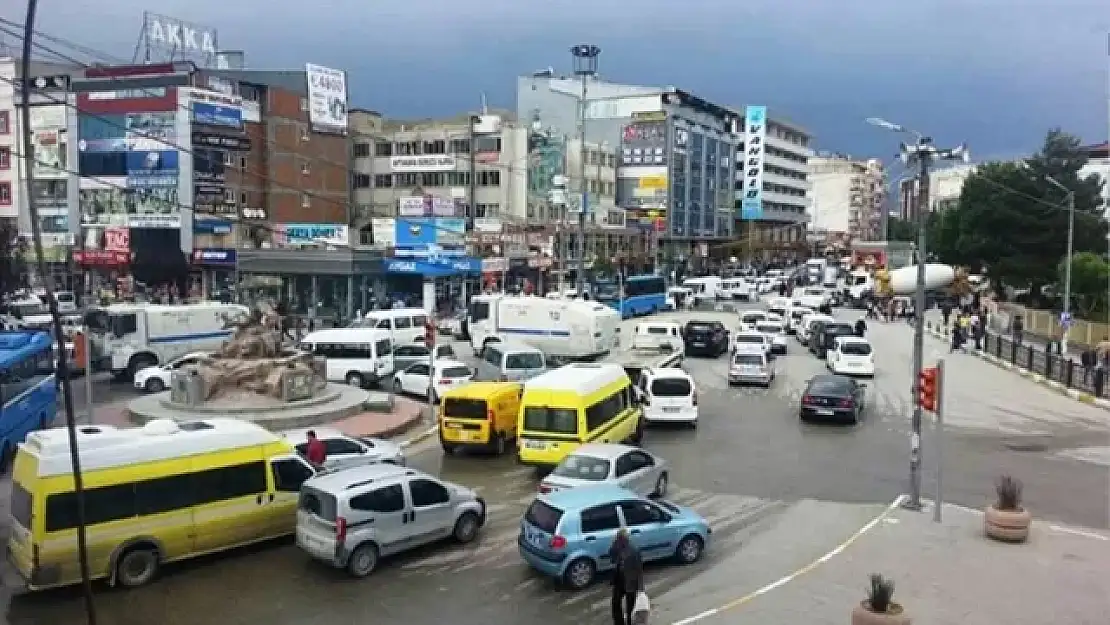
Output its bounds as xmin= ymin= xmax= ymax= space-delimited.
xmin=663 ymin=407 xmax=680 ymax=413
xmin=815 ymin=409 xmax=834 ymax=416
xmin=692 ymin=342 xmax=705 ymax=347
xmin=456 ymin=431 xmax=471 ymax=441
xmin=525 ymin=440 xmax=547 ymax=450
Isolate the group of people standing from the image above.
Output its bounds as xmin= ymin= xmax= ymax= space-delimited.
xmin=941 ymin=302 xmax=990 ymax=352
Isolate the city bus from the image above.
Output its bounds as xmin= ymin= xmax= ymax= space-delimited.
xmin=598 ymin=275 xmax=667 ymax=319
xmin=0 ymin=330 xmax=57 ymax=470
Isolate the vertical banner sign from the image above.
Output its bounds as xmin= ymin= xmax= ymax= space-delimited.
xmin=741 ymin=106 xmax=767 ymax=220
xmin=304 ymin=64 xmax=349 ymax=135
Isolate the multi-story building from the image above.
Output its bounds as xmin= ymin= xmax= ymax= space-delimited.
xmin=1079 ymin=141 xmax=1109 ymax=218
xmin=518 ymin=72 xmax=811 ymax=267
xmin=809 ymin=155 xmax=885 ymax=240
xmin=897 ymin=164 xmax=977 ymax=221
xmin=0 ymin=57 xmax=19 ymax=286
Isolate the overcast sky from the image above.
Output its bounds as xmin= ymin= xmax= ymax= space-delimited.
xmin=20 ymin=0 xmax=1110 ymax=163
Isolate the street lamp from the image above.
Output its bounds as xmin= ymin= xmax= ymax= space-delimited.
xmin=571 ymin=44 xmax=600 ymax=297
xmin=867 ymin=116 xmax=969 ymax=512
xmin=1044 ymin=175 xmax=1075 ymax=354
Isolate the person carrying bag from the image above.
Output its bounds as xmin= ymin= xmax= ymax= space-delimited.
xmin=631 ymin=589 xmax=651 ymax=625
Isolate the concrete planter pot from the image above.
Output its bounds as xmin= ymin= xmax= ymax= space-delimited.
xmin=851 ymin=601 xmax=912 ymax=625
xmin=984 ymin=504 xmax=1032 ymax=543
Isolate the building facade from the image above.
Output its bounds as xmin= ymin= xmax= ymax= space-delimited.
xmin=897 ymin=164 xmax=977 ymax=222
xmin=809 ymin=155 xmax=885 ymax=240
xmin=1079 ymin=141 xmax=1109 ymax=219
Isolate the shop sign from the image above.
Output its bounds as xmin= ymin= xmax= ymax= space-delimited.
xmin=192 ymin=131 xmax=251 ymax=151
xmin=192 ymin=248 xmax=237 ymax=265
xmin=481 ymin=258 xmax=509 ymax=273
xmin=73 ymin=249 xmax=131 ymax=265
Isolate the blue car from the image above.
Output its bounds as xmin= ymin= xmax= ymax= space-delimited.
xmin=517 ymin=484 xmax=710 ymax=590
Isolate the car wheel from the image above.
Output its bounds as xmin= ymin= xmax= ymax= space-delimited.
xmin=346 ymin=542 xmax=379 ymax=578
xmin=345 ymin=372 xmax=365 ymax=388
xmin=563 ymin=557 xmax=596 ymax=590
xmin=453 ymin=511 xmax=481 ymax=543
xmin=674 ymin=534 xmax=704 ymax=564
xmin=115 ymin=546 xmax=160 ymax=588
xmin=392 ymin=378 xmax=403 ymax=394
xmin=652 ymin=472 xmax=669 ymax=498
xmin=441 ymin=441 xmax=457 ymax=455
xmin=145 ymin=378 xmax=166 ymax=393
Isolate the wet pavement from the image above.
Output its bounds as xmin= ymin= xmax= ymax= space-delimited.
xmin=3 ymin=302 xmax=1107 ymax=624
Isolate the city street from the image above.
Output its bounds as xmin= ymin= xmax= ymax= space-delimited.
xmin=4 ymin=301 xmax=1108 ymax=624
xmin=53 ymin=373 xmax=144 ymax=426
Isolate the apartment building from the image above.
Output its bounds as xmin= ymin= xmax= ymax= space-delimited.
xmin=1079 ymin=141 xmax=1109 ymax=219
xmin=897 ymin=164 xmax=977 ymax=222
xmin=810 ymin=155 xmax=885 ymax=240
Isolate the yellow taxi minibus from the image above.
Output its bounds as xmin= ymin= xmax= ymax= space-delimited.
xmin=516 ymin=363 xmax=643 ymax=467
xmin=439 ymin=381 xmax=523 ymax=455
xmin=8 ymin=418 xmax=317 ymax=590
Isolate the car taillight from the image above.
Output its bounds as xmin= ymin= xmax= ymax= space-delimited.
xmin=438 ymin=379 xmax=452 ymax=385
xmin=336 ymin=517 xmax=348 ymax=543
xmin=487 ymin=409 xmax=496 ymax=421
xmin=550 ymin=535 xmax=567 ymax=549
xmin=538 ymin=484 xmax=552 ymax=494
xmin=838 ymin=398 xmax=853 ymax=408
xmin=801 ymin=395 xmax=814 ymax=405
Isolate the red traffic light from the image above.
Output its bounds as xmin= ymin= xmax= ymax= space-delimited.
xmin=918 ymin=367 xmax=938 ymax=412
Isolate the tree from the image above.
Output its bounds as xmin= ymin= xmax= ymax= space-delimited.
xmin=0 ymin=219 xmax=26 ymax=296
xmin=930 ymin=129 xmax=1106 ymax=298
xmin=1059 ymin=252 xmax=1109 ymax=318
xmin=886 ymin=217 xmax=917 ymax=242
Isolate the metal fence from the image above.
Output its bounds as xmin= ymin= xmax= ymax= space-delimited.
xmin=980 ymin=332 xmax=1110 ymax=398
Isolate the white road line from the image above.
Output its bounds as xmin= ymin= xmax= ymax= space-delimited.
xmin=1048 ymin=524 xmax=1110 ymax=541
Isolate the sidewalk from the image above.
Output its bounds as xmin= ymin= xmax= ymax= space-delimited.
xmin=661 ymin=500 xmax=1110 ymax=625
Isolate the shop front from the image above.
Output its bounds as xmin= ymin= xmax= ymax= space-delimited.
xmin=382 ymin=256 xmax=481 ymax=315
xmin=72 ymin=247 xmax=132 ymax=303
xmin=190 ymin=248 xmax=237 ymax=302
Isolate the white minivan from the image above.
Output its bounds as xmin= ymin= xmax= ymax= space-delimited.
xmin=360 ymin=308 xmax=430 ymax=345
xmin=299 ymin=328 xmax=396 ymax=388
xmin=638 ymin=368 xmax=699 ymax=427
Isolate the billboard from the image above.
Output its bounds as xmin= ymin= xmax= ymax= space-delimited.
xmin=620 ymin=121 xmax=667 ymax=167
xmin=394 ymin=217 xmax=465 ymax=248
xmin=398 ymin=195 xmax=455 ymax=217
xmin=129 ymin=187 xmax=180 ymax=228
xmin=740 ymin=105 xmax=767 ymax=220
xmin=79 ymin=179 xmax=130 ymax=226
xmin=274 ymin=223 xmax=349 ymax=247
xmin=126 ymin=150 xmax=180 ymax=176
xmin=390 ymin=155 xmax=456 ymax=172
xmin=305 ymin=64 xmax=348 ymax=135
xmin=191 ymin=102 xmax=242 ymax=129
xmin=125 ymin=111 xmax=176 ymax=150
xmin=143 ymin=12 xmax=218 ymax=62
xmin=77 ymin=114 xmax=127 ymax=153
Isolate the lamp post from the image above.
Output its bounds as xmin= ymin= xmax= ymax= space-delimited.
xmin=866 ymin=117 xmax=968 ymax=512
xmin=571 ymin=44 xmax=600 ymax=297
xmin=1044 ymin=175 xmax=1075 ymax=354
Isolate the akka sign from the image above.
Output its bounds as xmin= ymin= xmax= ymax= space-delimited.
xmin=144 ymin=12 xmax=217 ymax=57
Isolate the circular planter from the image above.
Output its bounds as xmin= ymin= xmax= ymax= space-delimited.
xmin=984 ymin=504 xmax=1032 ymax=543
xmin=851 ymin=601 xmax=912 ymax=625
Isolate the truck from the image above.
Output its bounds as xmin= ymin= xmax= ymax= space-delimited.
xmin=82 ymin=302 xmax=250 ymax=378
xmin=466 ymin=294 xmax=621 ymax=362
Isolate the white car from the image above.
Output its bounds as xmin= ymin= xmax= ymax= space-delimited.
xmin=796 ymin=287 xmax=832 ymax=310
xmin=133 ymin=352 xmax=208 ymax=393
xmin=785 ymin=306 xmax=813 ymax=335
xmin=392 ymin=358 xmax=474 ymax=402
xmin=826 ymin=336 xmax=875 ymax=376
xmin=639 ymin=367 xmax=698 ymax=427
xmin=767 ymin=296 xmax=791 ymax=318
xmin=733 ymin=330 xmax=772 ymax=356
xmin=755 ymin=320 xmax=789 ymax=354
xmin=756 ymin=278 xmax=775 ymax=294
xmin=539 ymin=443 xmax=670 ymax=498
xmin=279 ymin=426 xmax=406 ymax=469
xmin=739 ymin=310 xmax=769 ymax=331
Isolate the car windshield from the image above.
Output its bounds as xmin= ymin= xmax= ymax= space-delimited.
xmin=440 ymin=366 xmax=472 ymax=378
xmin=522 ymin=406 xmax=579 ymax=434
xmin=804 ymin=289 xmax=824 ymax=296
xmin=741 ymin=315 xmax=764 ymax=324
xmin=756 ymin=324 xmax=782 ymax=333
xmin=841 ymin=342 xmax=872 ymax=356
xmin=506 ymin=352 xmax=544 ymax=369
xmin=645 ymin=326 xmax=670 ymax=335
xmin=826 ymin=324 xmax=855 ymax=335
xmin=809 ymin=378 xmax=850 ymax=395
xmin=736 ymin=335 xmax=763 ymax=344
xmin=685 ymin=322 xmax=714 ymax=333
xmin=551 ymin=455 xmax=611 ymax=480
xmin=651 ymin=377 xmax=692 ymax=396
xmin=732 ymin=353 xmax=763 ymax=366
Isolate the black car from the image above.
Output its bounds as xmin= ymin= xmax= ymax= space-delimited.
xmin=806 ymin=320 xmax=830 ymax=355
xmin=800 ymin=374 xmax=866 ymax=423
xmin=811 ymin=322 xmax=855 ymax=359
xmin=683 ymin=320 xmax=729 ymax=357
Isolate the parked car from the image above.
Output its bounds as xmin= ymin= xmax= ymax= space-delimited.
xmin=392 ymin=359 xmax=474 ymax=402
xmin=539 ymin=444 xmax=669 ymax=498
xmin=800 ymin=374 xmax=867 ymax=424
xmin=133 ymin=351 xmax=208 ymax=393
xmin=391 ymin=343 xmax=457 ymax=371
xmin=279 ymin=426 xmax=406 ymax=470
xmin=518 ymin=485 xmax=709 ymax=590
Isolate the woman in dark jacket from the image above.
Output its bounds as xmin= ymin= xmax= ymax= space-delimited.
xmin=609 ymin=529 xmax=644 ymax=625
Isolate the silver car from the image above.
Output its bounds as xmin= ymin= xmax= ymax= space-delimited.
xmin=539 ymin=443 xmax=670 ymax=499
xmin=279 ymin=427 xmax=406 ymax=470
xmin=391 ymin=343 xmax=457 ymax=371
xmin=296 ymin=464 xmax=487 ymax=577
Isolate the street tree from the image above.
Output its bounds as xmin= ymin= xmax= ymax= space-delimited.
xmin=1059 ymin=252 xmax=1109 ymax=318
xmin=931 ymin=129 xmax=1106 ymax=300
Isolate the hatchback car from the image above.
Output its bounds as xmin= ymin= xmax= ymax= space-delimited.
xmin=296 ymin=464 xmax=486 ymax=577
xmin=800 ymin=374 xmax=867 ymax=424
xmin=393 ymin=359 xmax=474 ymax=402
xmin=539 ymin=444 xmax=669 ymax=498
xmin=728 ymin=348 xmax=775 ymax=387
xmin=826 ymin=336 xmax=875 ymax=377
xmin=638 ymin=368 xmax=699 ymax=427
xmin=733 ymin=330 xmax=772 ymax=357
xmin=280 ymin=426 xmax=406 ymax=470
xmin=518 ymin=485 xmax=710 ymax=590
xmin=133 ymin=351 xmax=208 ymax=393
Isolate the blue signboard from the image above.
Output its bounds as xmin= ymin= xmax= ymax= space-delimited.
xmin=385 ymin=257 xmax=481 ymax=277
xmin=394 ymin=217 xmax=466 ymax=248
xmin=191 ymin=102 xmax=243 ymax=129
xmin=192 ymin=248 xmax=237 ymax=266
xmin=740 ymin=105 xmax=767 ymax=220
xmin=126 ymin=150 xmax=180 ymax=174
xmin=194 ymin=219 xmax=233 ymax=235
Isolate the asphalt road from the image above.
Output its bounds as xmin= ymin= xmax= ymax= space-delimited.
xmin=4 ymin=301 xmax=1107 ymax=624
xmin=52 ymin=373 xmax=143 ymax=426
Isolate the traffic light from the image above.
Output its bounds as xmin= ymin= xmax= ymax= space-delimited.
xmin=425 ymin=321 xmax=436 ymax=348
xmin=918 ymin=367 xmax=938 ymax=412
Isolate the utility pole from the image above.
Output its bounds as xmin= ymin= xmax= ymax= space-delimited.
xmin=571 ymin=44 xmax=599 ymax=296
xmin=467 ymin=114 xmax=478 ymax=231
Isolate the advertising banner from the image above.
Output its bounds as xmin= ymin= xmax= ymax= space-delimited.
xmin=741 ymin=106 xmax=767 ymax=220
xmin=192 ymin=248 xmax=237 ymax=266
xmin=394 ymin=217 xmax=465 ymax=248
xmin=125 ymin=112 xmax=176 ymax=151
xmin=129 ymin=187 xmax=180 ymax=228
xmin=31 ymin=180 xmax=69 ymax=209
xmin=144 ymin=13 xmax=218 ymax=58
xmin=30 ymin=129 xmax=66 ymax=178
xmin=126 ymin=150 xmax=179 ymax=175
xmin=371 ymin=218 xmax=396 ymax=247
xmin=192 ymin=131 xmax=250 ymax=151
xmin=79 ymin=180 xmax=130 ymax=226
xmin=620 ymin=121 xmax=667 ymax=167
xmin=194 ymin=219 xmax=233 ymax=235
xmin=390 ymin=155 xmax=456 ymax=172
xmin=385 ymin=257 xmax=481 ymax=276
xmin=74 ymin=225 xmax=131 ymax=266
xmin=191 ymin=101 xmax=242 ymax=129
xmin=275 ymin=223 xmax=349 ymax=247
xmin=398 ymin=195 xmax=455 ymax=217
xmin=77 ymin=114 xmax=127 ymax=153
xmin=305 ymin=64 xmax=348 ymax=135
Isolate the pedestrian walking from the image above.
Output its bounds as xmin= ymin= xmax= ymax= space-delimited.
xmin=304 ymin=430 xmax=327 ymax=469
xmin=941 ymin=302 xmax=953 ymax=327
xmin=1012 ymin=315 xmax=1024 ymax=345
xmin=970 ymin=312 xmax=982 ymax=350
xmin=609 ymin=528 xmax=644 ymax=625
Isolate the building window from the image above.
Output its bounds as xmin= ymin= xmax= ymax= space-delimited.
xmin=0 ymin=146 xmax=9 ymax=169
xmin=224 ymin=189 xmax=236 ymax=204
xmin=223 ymin=151 xmax=235 ymax=167
xmin=240 ymin=192 xmax=248 ymax=205
xmin=374 ymin=174 xmax=393 ymax=188
xmin=420 ymin=172 xmax=445 ymax=187
xmin=395 ymin=141 xmax=419 ymax=155
xmin=447 ymin=171 xmax=470 ymax=186
xmin=0 ymin=111 xmax=9 ymax=134
xmin=423 ymin=140 xmax=446 ymax=155
xmin=301 ymin=194 xmax=311 ymax=208
xmin=354 ymin=143 xmax=370 ymax=158
xmin=395 ymin=173 xmax=418 ymax=187
xmin=449 ymin=138 xmax=470 ymax=154
xmin=300 ymin=126 xmax=310 ymax=142
xmin=240 ymin=156 xmax=247 ymax=169
xmin=475 ymin=203 xmax=500 ymax=218
xmin=374 ymin=141 xmax=392 ymax=157
xmin=477 ymin=170 xmax=500 ymax=186
xmin=354 ymin=174 xmax=371 ymax=189
xmin=0 ymin=182 xmax=11 ymax=206
xmin=301 ymin=160 xmax=311 ymax=175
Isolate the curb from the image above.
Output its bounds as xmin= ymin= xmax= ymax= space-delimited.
xmin=348 ymin=398 xmax=426 ymax=439
xmin=922 ymin=321 xmax=1110 ymax=411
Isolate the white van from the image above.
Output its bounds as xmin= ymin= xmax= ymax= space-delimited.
xmin=722 ymin=278 xmax=755 ymax=301
xmin=360 ymin=308 xmax=430 ymax=346
xmin=681 ymin=277 xmax=723 ymax=302
xmin=476 ymin=340 xmax=547 ymax=382
xmin=638 ymin=367 xmax=698 ymax=427
xmin=299 ymin=328 xmax=396 ymax=388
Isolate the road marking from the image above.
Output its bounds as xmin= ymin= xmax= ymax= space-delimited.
xmin=1048 ymin=524 xmax=1110 ymax=541
xmin=666 ymin=494 xmax=907 ymax=625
